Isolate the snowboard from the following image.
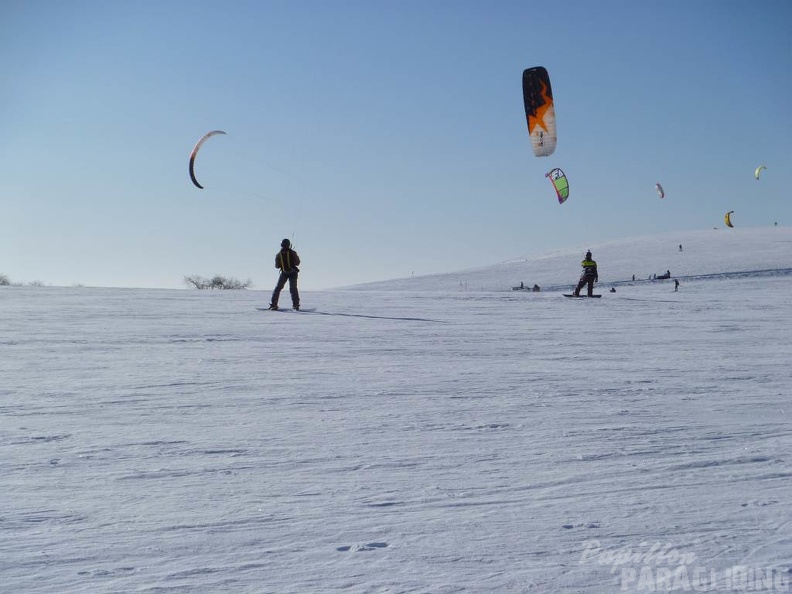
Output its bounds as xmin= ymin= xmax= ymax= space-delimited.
xmin=563 ymin=294 xmax=601 ymax=298
xmin=256 ymin=307 xmax=316 ymax=312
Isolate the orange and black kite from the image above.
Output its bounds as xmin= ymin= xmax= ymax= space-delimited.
xmin=522 ymin=67 xmax=557 ymax=157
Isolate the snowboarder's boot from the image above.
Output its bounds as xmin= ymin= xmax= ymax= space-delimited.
xmin=268 ymin=304 xmax=279 ymax=310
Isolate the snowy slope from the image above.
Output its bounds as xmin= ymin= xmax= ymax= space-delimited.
xmin=2 ymin=228 xmax=792 ymax=593
xmin=343 ymin=227 xmax=792 ymax=292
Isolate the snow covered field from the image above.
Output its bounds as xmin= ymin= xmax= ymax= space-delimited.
xmin=2 ymin=228 xmax=791 ymax=593
xmin=346 ymin=227 xmax=792 ymax=293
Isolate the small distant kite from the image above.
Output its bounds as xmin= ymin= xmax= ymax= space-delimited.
xmin=522 ymin=67 xmax=557 ymax=157
xmin=754 ymin=165 xmax=767 ymax=180
xmin=189 ymin=130 xmax=227 ymax=189
xmin=655 ymin=183 xmax=665 ymax=199
xmin=545 ymin=168 xmax=569 ymax=204
xmin=724 ymin=210 xmax=735 ymax=228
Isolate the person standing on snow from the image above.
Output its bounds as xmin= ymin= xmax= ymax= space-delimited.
xmin=268 ymin=238 xmax=301 ymax=310
xmin=573 ymin=250 xmax=598 ymax=297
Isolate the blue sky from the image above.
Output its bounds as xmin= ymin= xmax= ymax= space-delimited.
xmin=2 ymin=0 xmax=790 ymax=289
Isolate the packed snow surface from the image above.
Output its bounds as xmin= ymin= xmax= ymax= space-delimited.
xmin=2 ymin=228 xmax=791 ymax=593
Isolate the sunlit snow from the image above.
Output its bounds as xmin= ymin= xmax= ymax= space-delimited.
xmin=2 ymin=227 xmax=791 ymax=593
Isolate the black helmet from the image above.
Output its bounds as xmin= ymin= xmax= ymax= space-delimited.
xmin=585 ymin=251 xmax=592 ymax=259
xmin=281 ymin=238 xmax=291 ymax=248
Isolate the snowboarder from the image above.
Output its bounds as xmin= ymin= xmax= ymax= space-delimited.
xmin=674 ymin=279 xmax=680 ymax=292
xmin=573 ymin=251 xmax=598 ymax=297
xmin=269 ymin=238 xmax=301 ymax=310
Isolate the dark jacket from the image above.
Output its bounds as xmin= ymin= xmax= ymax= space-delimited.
xmin=580 ymin=258 xmax=598 ymax=280
xmin=276 ymin=248 xmax=300 ymax=274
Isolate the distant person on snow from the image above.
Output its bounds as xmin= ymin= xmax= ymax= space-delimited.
xmin=269 ymin=238 xmax=301 ymax=310
xmin=674 ymin=279 xmax=680 ymax=292
xmin=573 ymin=251 xmax=598 ymax=297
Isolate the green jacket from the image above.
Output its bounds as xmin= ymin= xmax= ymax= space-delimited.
xmin=580 ymin=258 xmax=598 ymax=280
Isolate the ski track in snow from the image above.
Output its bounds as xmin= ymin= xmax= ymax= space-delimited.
xmin=2 ymin=231 xmax=792 ymax=593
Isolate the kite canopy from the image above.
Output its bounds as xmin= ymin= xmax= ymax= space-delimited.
xmin=655 ymin=183 xmax=665 ymax=199
xmin=754 ymin=165 xmax=767 ymax=180
xmin=545 ymin=168 xmax=569 ymax=204
xmin=522 ymin=67 xmax=557 ymax=157
xmin=189 ymin=130 xmax=227 ymax=189
xmin=724 ymin=210 xmax=735 ymax=228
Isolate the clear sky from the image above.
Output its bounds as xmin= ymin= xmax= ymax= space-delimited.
xmin=2 ymin=0 xmax=790 ymax=290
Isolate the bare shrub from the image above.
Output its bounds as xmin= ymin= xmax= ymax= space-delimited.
xmin=183 ymin=275 xmax=252 ymax=290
